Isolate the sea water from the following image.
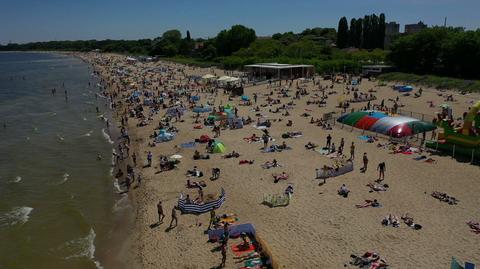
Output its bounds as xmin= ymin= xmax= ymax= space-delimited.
xmin=0 ymin=52 xmax=130 ymax=269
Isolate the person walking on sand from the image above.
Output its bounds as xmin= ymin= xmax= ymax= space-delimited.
xmin=326 ymin=134 xmax=332 ymax=148
xmin=220 ymin=242 xmax=227 ymax=268
xmin=377 ymin=162 xmax=386 ymax=181
xmin=157 ymin=201 xmax=165 ymax=224
xmin=262 ymin=134 xmax=269 ymax=150
xmin=169 ymin=206 xmax=178 ymax=228
xmin=147 ymin=151 xmax=152 ymax=167
xmin=208 ymin=209 xmax=216 ymax=230
xmin=350 ymin=142 xmax=355 ymax=160
xmin=362 ymin=152 xmax=368 ymax=172
xmin=132 ymin=152 xmax=137 ymax=166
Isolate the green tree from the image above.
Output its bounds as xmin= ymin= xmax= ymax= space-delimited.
xmin=349 ymin=18 xmax=357 ymax=47
xmin=337 ymin=17 xmax=349 ymax=48
xmin=215 ymin=25 xmax=256 ymax=56
xmin=378 ymin=13 xmax=386 ymax=49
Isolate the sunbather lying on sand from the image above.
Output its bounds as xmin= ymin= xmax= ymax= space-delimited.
xmin=193 ymin=150 xmax=210 ymax=160
xmin=223 ymin=150 xmax=240 ymax=158
xmin=382 ymin=214 xmax=400 ymax=227
xmin=186 ymin=179 xmax=206 ymax=189
xmin=401 ymin=213 xmax=423 ymax=230
xmin=272 ymin=172 xmax=289 ymax=183
xmin=305 ymin=141 xmax=318 ymax=149
xmin=431 ymin=191 xmax=458 ymax=204
xmin=466 ymin=221 xmax=480 ymax=234
xmin=356 ymin=199 xmax=380 ymax=208
xmin=367 ymin=182 xmax=389 ymax=192
xmin=243 ymin=134 xmax=260 ymax=143
xmin=239 ymin=160 xmax=254 ymax=165
xmin=349 ymin=251 xmax=388 ymax=268
xmin=262 ymin=159 xmax=281 ymax=169
xmin=338 ymin=184 xmax=350 ymax=198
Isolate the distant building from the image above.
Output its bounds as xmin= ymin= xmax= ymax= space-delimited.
xmin=385 ymin=22 xmax=400 ymax=35
xmin=244 ymin=63 xmax=315 ymax=81
xmin=405 ymin=21 xmax=427 ymax=34
xmin=362 ymin=65 xmax=394 ymax=77
xmin=194 ymin=41 xmax=204 ymax=50
xmin=384 ymin=22 xmax=400 ymax=48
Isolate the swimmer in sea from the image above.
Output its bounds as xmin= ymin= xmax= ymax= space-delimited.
xmin=97 ymin=154 xmax=102 ymax=160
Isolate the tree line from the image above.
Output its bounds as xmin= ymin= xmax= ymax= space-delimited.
xmin=337 ymin=14 xmax=386 ymax=49
xmin=389 ymin=27 xmax=480 ymax=80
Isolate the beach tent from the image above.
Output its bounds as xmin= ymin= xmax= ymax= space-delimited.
xmin=155 ymin=131 xmax=175 ymax=142
xmin=199 ymin=135 xmax=211 ymax=143
xmin=208 ymin=223 xmax=256 ymax=242
xmin=399 ymin=85 xmax=413 ymax=92
xmin=217 ymin=76 xmax=231 ymax=82
xmin=228 ymin=118 xmax=244 ymax=129
xmin=226 ymin=77 xmax=240 ymax=83
xmin=241 ymin=95 xmax=250 ymax=101
xmin=193 ymin=106 xmax=212 ymax=113
xmin=202 ymin=74 xmax=216 ymax=79
xmin=213 ymin=141 xmax=226 ymax=153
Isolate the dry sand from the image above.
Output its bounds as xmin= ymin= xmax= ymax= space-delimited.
xmin=80 ymin=53 xmax=480 ymax=269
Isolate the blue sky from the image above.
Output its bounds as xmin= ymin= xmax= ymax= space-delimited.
xmin=1 ymin=0 xmax=479 ymax=44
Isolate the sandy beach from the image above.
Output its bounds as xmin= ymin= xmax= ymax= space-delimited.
xmin=78 ymin=52 xmax=480 ymax=269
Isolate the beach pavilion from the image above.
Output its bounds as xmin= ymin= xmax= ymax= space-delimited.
xmin=244 ymin=63 xmax=315 ymax=82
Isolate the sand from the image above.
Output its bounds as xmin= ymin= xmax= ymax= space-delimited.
xmin=78 ymin=52 xmax=480 ymax=269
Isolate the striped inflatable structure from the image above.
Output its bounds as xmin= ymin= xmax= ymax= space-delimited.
xmin=178 ymin=188 xmax=226 ymax=214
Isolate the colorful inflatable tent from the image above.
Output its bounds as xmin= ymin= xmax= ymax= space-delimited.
xmin=337 ymin=111 xmax=436 ymax=137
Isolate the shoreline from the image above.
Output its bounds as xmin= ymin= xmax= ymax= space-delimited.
xmin=76 ymin=53 xmax=140 ymax=269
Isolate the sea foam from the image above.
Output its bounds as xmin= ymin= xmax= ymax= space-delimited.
xmin=101 ymin=129 xmax=114 ymax=144
xmin=0 ymin=206 xmax=33 ymax=227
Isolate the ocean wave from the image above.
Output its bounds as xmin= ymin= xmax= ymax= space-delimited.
xmin=113 ymin=178 xmax=122 ymax=193
xmin=0 ymin=206 xmax=33 ymax=227
xmin=112 ymin=195 xmax=131 ymax=213
xmin=62 ymin=228 xmax=103 ymax=269
xmin=58 ymin=173 xmax=69 ymax=185
xmin=82 ymin=130 xmax=93 ymax=137
xmin=9 ymin=176 xmax=22 ymax=183
xmin=102 ymin=128 xmax=114 ymax=144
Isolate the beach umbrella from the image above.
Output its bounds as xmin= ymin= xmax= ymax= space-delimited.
xmin=169 ymin=154 xmax=183 ymax=159
xmin=202 ymin=74 xmax=215 ymax=79
xmin=439 ymin=103 xmax=450 ymax=109
xmin=193 ymin=106 xmax=212 ymax=113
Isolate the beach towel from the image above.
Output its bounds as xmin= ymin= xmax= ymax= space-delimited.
xmin=232 ymin=244 xmax=256 ymax=256
xmin=315 ymin=148 xmax=330 ymax=155
xmin=244 ymin=258 xmax=262 ymax=267
xmin=180 ymin=142 xmax=196 ymax=148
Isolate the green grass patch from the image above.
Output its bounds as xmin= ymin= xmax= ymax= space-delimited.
xmin=379 ymin=72 xmax=480 ymax=93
